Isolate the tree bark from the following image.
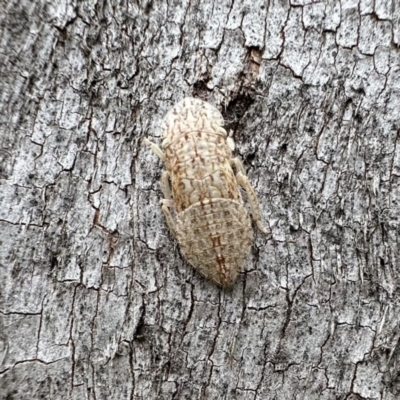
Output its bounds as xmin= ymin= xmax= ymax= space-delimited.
xmin=1 ymin=0 xmax=400 ymax=399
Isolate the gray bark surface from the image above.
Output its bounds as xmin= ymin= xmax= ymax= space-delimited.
xmin=1 ymin=1 xmax=400 ymax=399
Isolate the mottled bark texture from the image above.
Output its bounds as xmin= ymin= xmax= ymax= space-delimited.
xmin=1 ymin=1 xmax=400 ymax=399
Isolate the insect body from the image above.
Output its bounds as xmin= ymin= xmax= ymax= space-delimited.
xmin=145 ymin=97 xmax=267 ymax=287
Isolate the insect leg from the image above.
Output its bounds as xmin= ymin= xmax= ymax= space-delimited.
xmin=231 ymin=158 xmax=269 ymax=234
xmin=159 ymin=170 xmax=177 ymax=236
xmin=161 ymin=170 xmax=172 ymax=200
xmin=143 ymin=138 xmax=165 ymax=161
xmin=160 ymin=199 xmax=177 ymax=238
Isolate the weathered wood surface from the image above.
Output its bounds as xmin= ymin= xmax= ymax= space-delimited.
xmin=1 ymin=1 xmax=400 ymax=399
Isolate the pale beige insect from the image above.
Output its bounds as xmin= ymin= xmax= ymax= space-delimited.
xmin=144 ymin=97 xmax=267 ymax=287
